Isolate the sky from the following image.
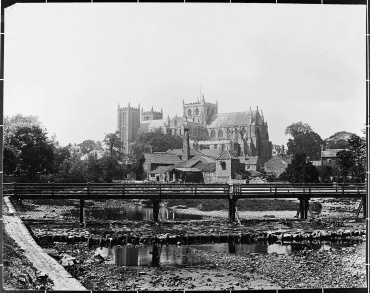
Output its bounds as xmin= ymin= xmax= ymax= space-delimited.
xmin=4 ymin=3 xmax=366 ymax=147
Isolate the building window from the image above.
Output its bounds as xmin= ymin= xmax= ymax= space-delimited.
xmin=218 ymin=129 xmax=223 ymax=138
xmin=210 ymin=130 xmax=216 ymax=139
xmin=247 ymin=166 xmax=251 ymax=169
xmin=174 ymin=120 xmax=177 ymax=127
xmin=220 ymin=161 xmax=226 ymax=170
xmin=195 ymin=108 xmax=199 ymax=115
xmin=188 ymin=109 xmax=192 ymax=116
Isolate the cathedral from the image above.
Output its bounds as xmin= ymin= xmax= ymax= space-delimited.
xmin=117 ymin=95 xmax=272 ymax=167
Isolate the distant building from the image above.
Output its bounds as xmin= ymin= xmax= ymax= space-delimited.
xmin=264 ymin=154 xmax=291 ymax=177
xmin=321 ymin=149 xmax=344 ymax=167
xmin=117 ymin=95 xmax=272 ymax=167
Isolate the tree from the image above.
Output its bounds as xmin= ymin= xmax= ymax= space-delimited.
xmin=336 ymin=133 xmax=366 ymax=181
xmin=325 ymin=131 xmax=353 ymax=149
xmin=279 ymin=153 xmax=319 ymax=183
xmin=285 ymin=122 xmax=313 ymax=138
xmin=56 ymin=153 xmax=86 ymax=183
xmin=53 ymin=144 xmax=72 ymax=173
xmin=286 ymin=132 xmax=323 ymax=160
xmin=80 ymin=140 xmax=98 ymax=154
xmin=4 ymin=115 xmax=55 ymax=179
xmin=103 ymin=132 xmax=122 ymax=157
xmin=317 ymin=165 xmax=337 ymax=182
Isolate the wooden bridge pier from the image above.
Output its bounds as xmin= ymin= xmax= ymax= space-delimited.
xmin=228 ymin=199 xmax=237 ymax=222
xmin=298 ymin=198 xmax=309 ymax=219
xmin=79 ymin=199 xmax=85 ymax=225
xmin=362 ymin=196 xmax=366 ymax=218
xmin=152 ymin=199 xmax=161 ymax=222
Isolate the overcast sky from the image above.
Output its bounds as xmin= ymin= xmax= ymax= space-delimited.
xmin=4 ymin=3 xmax=366 ymax=147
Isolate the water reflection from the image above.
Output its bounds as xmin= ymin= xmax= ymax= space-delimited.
xmin=67 ymin=205 xmax=202 ymax=221
xmin=94 ymin=240 xmax=360 ymax=267
xmin=95 ymin=245 xmax=205 ymax=267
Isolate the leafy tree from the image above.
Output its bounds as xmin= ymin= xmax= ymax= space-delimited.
xmin=56 ymin=153 xmax=86 ymax=183
xmin=279 ymin=153 xmax=319 ymax=183
xmin=84 ymin=153 xmax=103 ymax=182
xmin=317 ymin=165 xmax=338 ymax=182
xmin=103 ymin=132 xmax=122 ymax=157
xmin=53 ymin=144 xmax=72 ymax=173
xmin=324 ymin=131 xmax=353 ymax=149
xmin=4 ymin=115 xmax=55 ymax=179
xmin=336 ymin=134 xmax=366 ymax=181
xmin=285 ymin=122 xmax=313 ymax=138
xmin=80 ymin=140 xmax=98 ymax=154
xmin=286 ymin=132 xmax=323 ymax=160
xmin=99 ymin=153 xmax=124 ymax=183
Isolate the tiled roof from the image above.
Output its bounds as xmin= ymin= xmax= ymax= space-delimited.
xmin=199 ymin=149 xmax=222 ymax=158
xmin=264 ymin=155 xmax=291 ymax=175
xmin=216 ymin=150 xmax=239 ymax=160
xmin=201 ymin=162 xmax=216 ymax=172
xmin=144 ymin=153 xmax=182 ymax=165
xmin=139 ymin=119 xmax=167 ymax=132
xmin=321 ymin=149 xmax=345 ymax=158
xmin=175 ymin=167 xmax=201 ymax=172
xmin=193 ymin=161 xmax=216 ymax=172
xmin=240 ymin=156 xmax=259 ymax=165
xmin=149 ymin=165 xmax=174 ymax=174
xmin=207 ymin=111 xmax=256 ymax=128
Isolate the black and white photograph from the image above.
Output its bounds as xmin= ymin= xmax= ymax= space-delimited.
xmin=2 ymin=2 xmax=367 ymax=291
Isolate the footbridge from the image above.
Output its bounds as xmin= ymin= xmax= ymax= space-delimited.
xmin=3 ymin=182 xmax=366 ymax=222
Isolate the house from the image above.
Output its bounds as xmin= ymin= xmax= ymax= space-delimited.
xmin=215 ymin=150 xmax=240 ymax=182
xmin=239 ymin=155 xmax=260 ymax=171
xmin=321 ymin=149 xmax=344 ymax=167
xmin=143 ymin=153 xmax=182 ymax=174
xmin=264 ymin=154 xmax=291 ymax=177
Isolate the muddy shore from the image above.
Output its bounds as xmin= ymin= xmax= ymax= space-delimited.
xmin=4 ymin=197 xmax=367 ymax=290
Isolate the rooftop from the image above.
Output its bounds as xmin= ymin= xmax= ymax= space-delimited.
xmin=207 ymin=111 xmax=256 ymax=128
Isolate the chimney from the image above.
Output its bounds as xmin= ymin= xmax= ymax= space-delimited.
xmin=182 ymin=127 xmax=190 ymax=161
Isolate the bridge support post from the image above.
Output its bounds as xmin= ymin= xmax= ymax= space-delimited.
xmin=228 ymin=199 xmax=237 ymax=222
xmin=363 ymin=196 xmax=367 ymax=218
xmin=80 ymin=199 xmax=85 ymax=225
xmin=299 ymin=199 xmax=304 ymax=219
xmin=152 ymin=199 xmax=161 ymax=223
xmin=304 ymin=199 xmax=309 ymax=219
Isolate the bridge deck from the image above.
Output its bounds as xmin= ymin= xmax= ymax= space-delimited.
xmin=3 ymin=182 xmax=366 ymax=200
xmin=3 ymin=182 xmax=366 ymax=221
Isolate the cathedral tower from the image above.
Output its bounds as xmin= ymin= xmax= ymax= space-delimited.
xmin=182 ymin=95 xmax=218 ymax=126
xmin=117 ymin=102 xmax=140 ymax=154
xmin=141 ymin=107 xmax=163 ymax=121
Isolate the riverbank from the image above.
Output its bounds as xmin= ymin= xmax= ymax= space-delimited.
xmin=4 ymin=197 xmax=367 ymax=290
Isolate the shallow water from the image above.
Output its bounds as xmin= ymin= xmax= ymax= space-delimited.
xmin=67 ymin=205 xmax=202 ymax=221
xmin=95 ymin=240 xmax=361 ymax=267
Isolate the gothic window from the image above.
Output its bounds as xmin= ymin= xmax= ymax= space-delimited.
xmin=188 ymin=109 xmax=192 ymax=116
xmin=210 ymin=130 xmax=216 ymax=139
xmin=174 ymin=120 xmax=177 ymax=127
xmin=227 ymin=129 xmax=231 ymax=139
xmin=207 ymin=108 xmax=210 ymax=115
xmin=218 ymin=129 xmax=223 ymax=139
xmin=212 ymin=109 xmax=214 ymax=115
xmin=195 ymin=108 xmax=199 ymax=115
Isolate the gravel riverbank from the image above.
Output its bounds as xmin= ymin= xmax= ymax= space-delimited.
xmin=4 ymin=197 xmax=367 ymax=290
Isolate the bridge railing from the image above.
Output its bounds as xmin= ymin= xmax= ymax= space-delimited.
xmin=3 ymin=182 xmax=365 ymax=199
